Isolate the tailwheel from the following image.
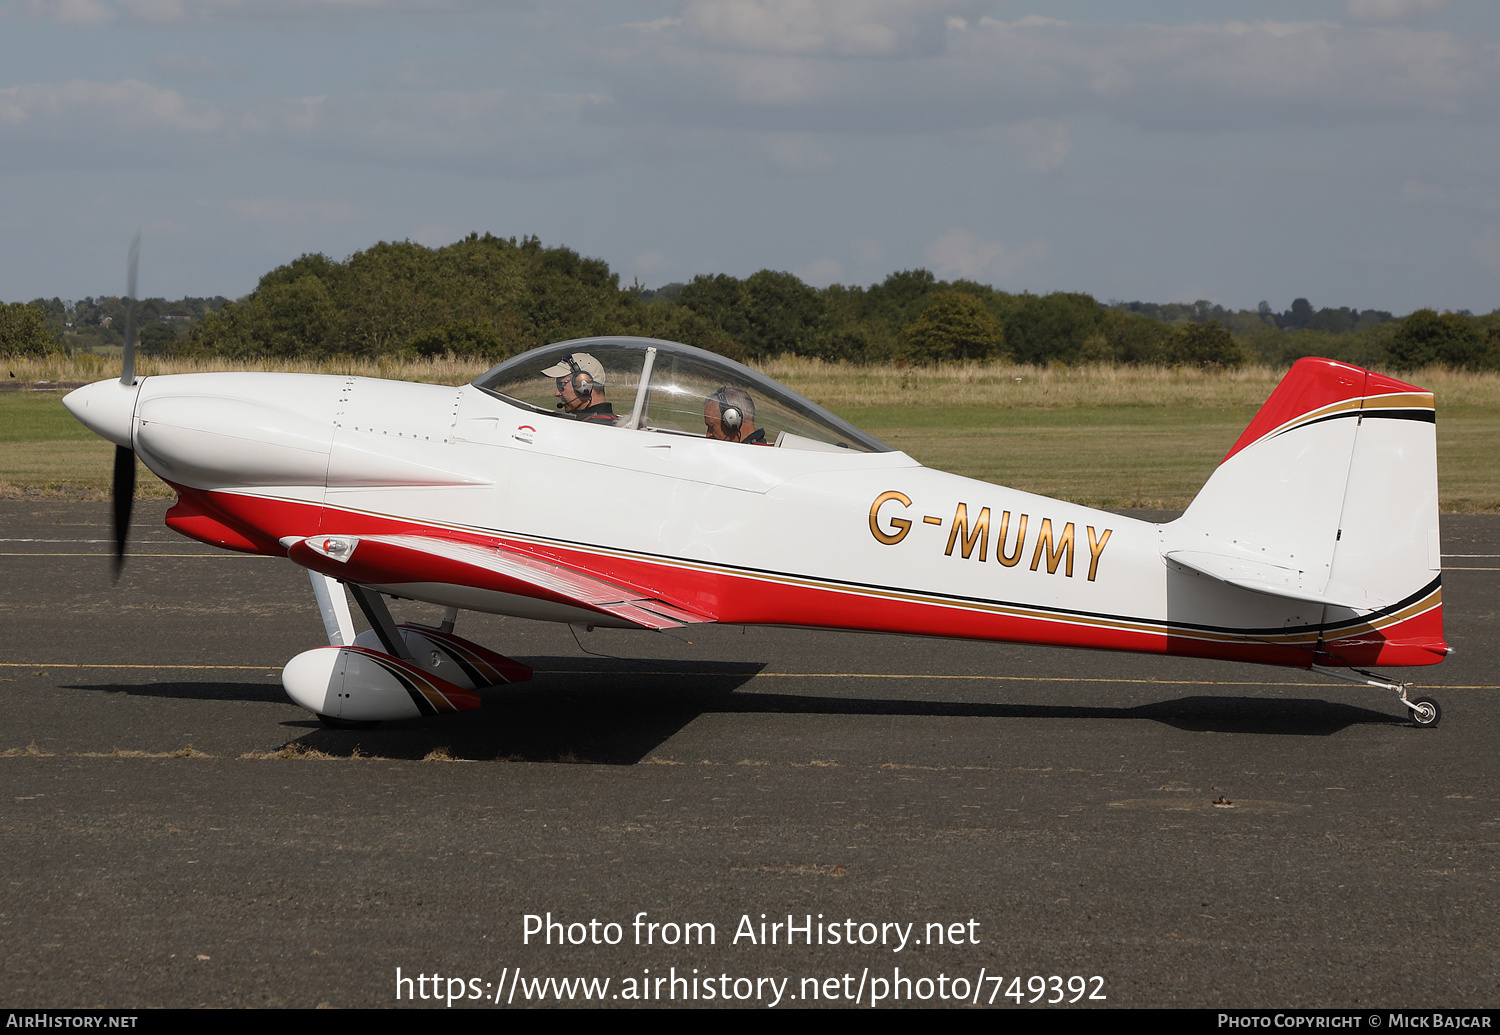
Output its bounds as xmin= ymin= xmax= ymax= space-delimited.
xmin=1407 ymin=696 xmax=1441 ymax=728
xmin=1311 ymin=663 xmax=1442 ymax=730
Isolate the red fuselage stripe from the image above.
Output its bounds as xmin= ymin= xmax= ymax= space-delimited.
xmin=172 ymin=484 xmax=1444 ymax=670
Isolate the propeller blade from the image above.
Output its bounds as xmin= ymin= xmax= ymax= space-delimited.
xmin=111 ymin=445 xmax=135 ymax=580
xmin=113 ymin=231 xmax=142 ymax=579
xmin=121 ymin=230 xmax=140 ymax=386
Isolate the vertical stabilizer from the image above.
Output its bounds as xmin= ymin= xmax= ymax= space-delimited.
xmin=1167 ymin=358 xmax=1446 ymax=667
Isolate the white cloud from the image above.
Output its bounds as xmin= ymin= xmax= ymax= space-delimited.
xmin=629 ymin=250 xmax=670 ymax=280
xmin=0 ymin=77 xmax=611 ymax=176
xmin=923 ymin=229 xmax=1045 ymax=285
xmin=1346 ymin=0 xmax=1447 ymax=24
xmin=20 ymin=0 xmax=487 ymax=25
xmin=0 ymin=79 xmax=223 ymax=135
xmin=796 ymin=255 xmax=843 ymax=285
xmin=267 ymin=89 xmax=611 ymax=175
xmin=672 ymin=0 xmax=978 ymax=58
xmin=604 ymin=15 xmax=1499 ymax=135
xmin=409 ymin=222 xmax=462 ymax=247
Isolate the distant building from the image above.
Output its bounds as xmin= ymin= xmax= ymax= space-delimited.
xmin=162 ymin=311 xmax=191 ymax=323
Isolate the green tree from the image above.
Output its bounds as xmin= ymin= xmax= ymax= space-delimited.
xmin=902 ymin=292 xmax=1005 ymax=363
xmin=999 ymin=292 xmax=1109 ymax=365
xmin=137 ymin=320 xmax=181 ymax=357
xmin=1104 ymin=312 xmax=1168 ymax=364
xmin=861 ymin=269 xmax=939 ymax=329
xmin=182 ymin=234 xmax=629 ymax=360
xmin=742 ymin=270 xmax=825 ymax=357
xmin=1282 ymin=298 xmax=1314 ymax=329
xmin=1158 ymin=319 xmax=1243 ymax=369
xmin=248 ymin=274 xmax=339 ymax=358
xmin=803 ymin=323 xmax=878 ymax=362
xmin=674 ymin=273 xmax=750 ymax=354
xmin=1485 ymin=326 xmax=1500 ymax=371
xmin=406 ymin=320 xmax=507 ymax=360
xmin=1387 ymin=309 xmax=1485 ymax=370
xmin=0 ymin=302 xmax=57 ymax=355
xmin=670 ymin=270 xmax=826 ymax=360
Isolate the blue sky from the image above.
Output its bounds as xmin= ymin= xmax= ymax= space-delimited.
xmin=2 ymin=0 xmax=1497 ymax=314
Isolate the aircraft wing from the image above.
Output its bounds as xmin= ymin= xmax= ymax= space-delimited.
xmin=287 ymin=532 xmax=714 ymax=630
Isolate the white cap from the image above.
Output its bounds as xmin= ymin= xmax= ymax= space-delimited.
xmin=541 ymin=352 xmax=606 ymax=384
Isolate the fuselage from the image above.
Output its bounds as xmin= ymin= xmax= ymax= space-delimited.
xmin=64 ymin=367 xmax=1441 ymax=671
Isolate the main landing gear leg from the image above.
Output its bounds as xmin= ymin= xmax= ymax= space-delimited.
xmin=308 ymin=570 xmax=356 ymax=646
xmin=347 ymin=584 xmax=415 ymax=661
xmin=1311 ymin=663 xmax=1441 ymax=727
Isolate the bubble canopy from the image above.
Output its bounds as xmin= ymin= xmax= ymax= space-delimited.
xmin=472 ymin=337 xmax=891 ymax=454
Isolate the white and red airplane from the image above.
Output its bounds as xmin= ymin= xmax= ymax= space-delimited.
xmin=63 ymin=333 xmax=1449 ymax=728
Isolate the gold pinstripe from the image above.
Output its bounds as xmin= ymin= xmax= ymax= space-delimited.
xmin=1246 ymin=390 xmax=1435 ymax=451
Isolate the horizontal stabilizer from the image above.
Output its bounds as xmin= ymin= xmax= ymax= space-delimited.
xmin=1163 ymin=550 xmax=1373 ymax=610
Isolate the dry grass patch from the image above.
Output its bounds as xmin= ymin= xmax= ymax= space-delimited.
xmin=72 ymin=744 xmax=212 ymax=758
xmin=764 ymin=357 xmax=1287 ymax=411
xmin=240 ymin=742 xmax=338 ymax=760
xmin=2 ymin=742 xmax=54 ymax=757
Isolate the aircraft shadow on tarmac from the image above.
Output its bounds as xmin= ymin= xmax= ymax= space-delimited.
xmin=70 ymin=656 xmax=1406 ymax=765
xmin=66 ymin=679 xmax=289 ymax=703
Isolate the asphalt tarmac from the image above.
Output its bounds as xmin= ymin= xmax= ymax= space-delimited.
xmin=2 ymin=500 xmax=1497 ymax=1009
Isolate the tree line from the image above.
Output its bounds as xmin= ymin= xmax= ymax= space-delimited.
xmin=4 ymin=233 xmax=1498 ymax=371
xmin=2 ymin=295 xmax=226 ymax=358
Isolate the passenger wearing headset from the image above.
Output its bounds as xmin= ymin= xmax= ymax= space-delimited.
xmin=703 ymin=386 xmax=768 ymax=445
xmin=542 ymin=352 xmax=617 ymax=423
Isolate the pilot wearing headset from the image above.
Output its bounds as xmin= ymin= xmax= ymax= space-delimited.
xmin=542 ymin=352 xmax=617 ymax=424
xmin=703 ymin=386 xmax=768 ymax=445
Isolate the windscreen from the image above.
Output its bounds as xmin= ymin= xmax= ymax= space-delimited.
xmin=639 ymin=350 xmax=883 ymax=451
xmin=473 ymin=337 xmax=890 ymax=453
xmin=470 ymin=342 xmax=647 ymax=423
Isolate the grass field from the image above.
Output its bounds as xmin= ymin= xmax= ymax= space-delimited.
xmin=4 ymin=359 xmax=1496 ymax=511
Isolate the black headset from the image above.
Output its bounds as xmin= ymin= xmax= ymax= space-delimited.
xmin=556 ymin=355 xmax=594 ymax=409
